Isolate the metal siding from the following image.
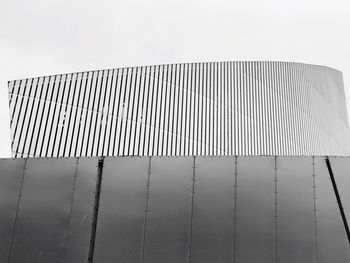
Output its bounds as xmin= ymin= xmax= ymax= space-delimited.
xmin=328 ymin=157 xmax=350 ymax=220
xmin=0 ymin=158 xmax=26 ymax=263
xmin=64 ymin=157 xmax=97 ymax=263
xmin=314 ymin=157 xmax=350 ymax=261
xmin=143 ymin=157 xmax=192 ymax=263
xmin=235 ymin=157 xmax=275 ymax=262
xmin=93 ymin=157 xmax=148 ymax=262
xmin=277 ymin=157 xmax=315 ymax=262
xmin=190 ymin=157 xmax=235 ymax=263
xmin=8 ymin=62 xmax=350 ymax=157
xmin=9 ymin=158 xmax=76 ymax=263
xmin=1 ymin=156 xmax=350 ymax=262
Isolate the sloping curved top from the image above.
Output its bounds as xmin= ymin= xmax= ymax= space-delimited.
xmin=7 ymin=61 xmax=350 ymax=157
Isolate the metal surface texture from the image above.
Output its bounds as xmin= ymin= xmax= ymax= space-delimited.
xmin=1 ymin=156 xmax=350 ymax=262
xmin=8 ymin=62 xmax=350 ymax=158
xmin=314 ymin=157 xmax=350 ymax=261
xmin=235 ymin=157 xmax=275 ymax=262
xmin=0 ymin=158 xmax=26 ymax=263
xmin=93 ymin=157 xmax=148 ymax=262
xmin=0 ymin=157 xmax=96 ymax=263
xmin=8 ymin=158 xmax=75 ymax=263
xmin=327 ymin=157 xmax=350 ymax=222
xmin=277 ymin=157 xmax=315 ymax=262
xmin=66 ymin=158 xmax=97 ymax=263
xmin=325 ymin=157 xmax=350 ymax=244
xmin=190 ymin=157 xmax=235 ymax=263
xmin=143 ymin=157 xmax=192 ymax=263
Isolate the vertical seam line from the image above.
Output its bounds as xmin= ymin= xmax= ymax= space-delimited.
xmin=141 ymin=157 xmax=152 ymax=263
xmin=63 ymin=158 xmax=79 ymax=263
xmin=274 ymin=156 xmax=278 ymax=263
xmin=7 ymin=158 xmax=27 ymax=263
xmin=188 ymin=156 xmax=196 ymax=263
xmin=233 ymin=156 xmax=238 ymax=263
xmin=312 ymin=156 xmax=318 ymax=263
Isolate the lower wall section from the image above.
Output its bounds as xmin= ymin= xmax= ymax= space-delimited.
xmin=0 ymin=156 xmax=350 ymax=262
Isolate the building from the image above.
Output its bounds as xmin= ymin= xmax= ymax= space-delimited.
xmin=7 ymin=61 xmax=350 ymax=157
xmin=1 ymin=61 xmax=350 ymax=262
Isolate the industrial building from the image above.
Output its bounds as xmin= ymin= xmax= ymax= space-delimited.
xmin=1 ymin=61 xmax=350 ymax=263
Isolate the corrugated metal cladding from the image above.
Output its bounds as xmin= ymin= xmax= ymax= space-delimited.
xmin=8 ymin=61 xmax=350 ymax=158
xmin=1 ymin=156 xmax=350 ymax=262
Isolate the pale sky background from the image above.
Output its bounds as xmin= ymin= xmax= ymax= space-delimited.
xmin=0 ymin=0 xmax=350 ymax=157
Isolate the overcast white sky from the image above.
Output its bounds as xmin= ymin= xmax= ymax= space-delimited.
xmin=1 ymin=0 xmax=350 ymax=157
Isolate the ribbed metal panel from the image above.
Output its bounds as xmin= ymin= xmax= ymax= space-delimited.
xmin=8 ymin=61 xmax=350 ymax=157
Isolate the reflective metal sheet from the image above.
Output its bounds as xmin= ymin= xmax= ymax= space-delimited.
xmin=0 ymin=158 xmax=26 ymax=263
xmin=277 ymin=157 xmax=315 ymax=263
xmin=94 ymin=157 xmax=148 ymax=263
xmin=64 ymin=157 xmax=97 ymax=263
xmin=143 ymin=157 xmax=192 ymax=263
xmin=315 ymin=157 xmax=350 ymax=261
xmin=191 ymin=156 xmax=234 ymax=263
xmin=1 ymin=156 xmax=350 ymax=262
xmin=328 ymin=157 xmax=350 ymax=220
xmin=236 ymin=157 xmax=275 ymax=262
xmin=10 ymin=157 xmax=76 ymax=263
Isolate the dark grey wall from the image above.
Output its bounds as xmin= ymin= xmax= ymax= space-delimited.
xmin=1 ymin=156 xmax=350 ymax=262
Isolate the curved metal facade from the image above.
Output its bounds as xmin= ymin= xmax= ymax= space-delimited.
xmin=8 ymin=61 xmax=350 ymax=157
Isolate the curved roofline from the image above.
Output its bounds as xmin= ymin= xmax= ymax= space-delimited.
xmin=7 ymin=60 xmax=342 ymax=83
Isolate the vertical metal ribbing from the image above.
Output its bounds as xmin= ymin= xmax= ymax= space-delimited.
xmin=57 ymin=75 xmax=73 ymax=157
xmin=32 ymin=77 xmax=49 ymax=156
xmin=62 ymin=74 xmax=78 ymax=157
xmin=8 ymin=62 xmax=350 ymax=157
xmin=7 ymin=158 xmax=27 ymax=263
xmin=188 ymin=156 xmax=196 ymax=263
xmin=164 ymin=65 xmax=172 ymax=155
xmin=150 ymin=66 xmax=160 ymax=156
xmin=124 ymin=68 xmax=136 ymax=156
xmin=215 ymin=62 xmax=218 ymax=155
xmin=88 ymin=156 xmax=104 ymax=263
xmin=135 ymin=67 xmax=144 ymax=156
xmin=73 ymin=73 xmax=88 ymax=157
xmin=9 ymin=80 xmax=21 ymax=128
xmin=312 ymin=157 xmax=318 ymax=262
xmin=209 ymin=62 xmax=213 ymax=155
xmin=22 ymin=78 xmax=41 ymax=157
xmin=110 ymin=69 xmax=120 ymax=156
xmin=191 ymin=64 xmax=196 ymax=155
xmin=170 ymin=65 xmax=176 ymax=155
xmin=63 ymin=158 xmax=79 ymax=263
xmin=232 ymin=156 xmax=238 ymax=263
xmin=15 ymin=78 xmax=34 ymax=158
xmin=119 ymin=69 xmax=131 ymax=155
xmin=137 ymin=67 xmax=146 ymax=156
xmin=176 ymin=64 xmax=183 ymax=156
xmin=12 ymin=79 xmax=27 ymax=154
xmin=204 ymin=63 xmax=209 ymax=155
xmin=80 ymin=73 xmax=94 ymax=157
xmin=102 ymin=70 xmax=115 ymax=156
xmin=96 ymin=71 xmax=109 ymax=156
xmin=274 ymin=156 xmax=278 ymax=263
xmin=115 ymin=69 xmax=125 ymax=155
xmin=141 ymin=157 xmax=151 ymax=263
xmin=237 ymin=62 xmax=242 ymax=155
xmin=142 ymin=67 xmax=152 ymax=156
